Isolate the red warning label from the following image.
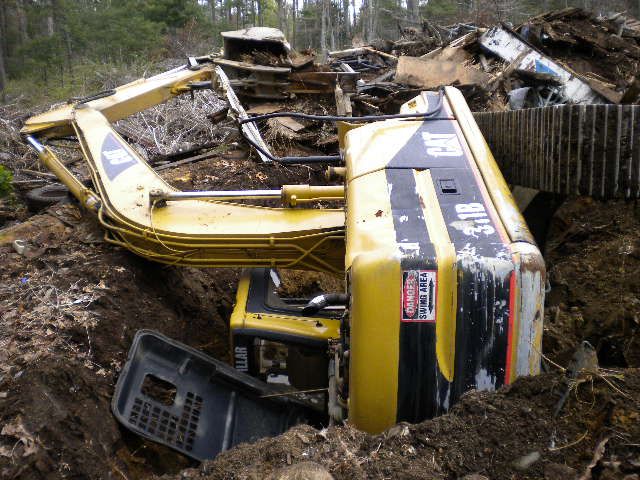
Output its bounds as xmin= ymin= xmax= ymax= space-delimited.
xmin=402 ymin=270 xmax=437 ymax=322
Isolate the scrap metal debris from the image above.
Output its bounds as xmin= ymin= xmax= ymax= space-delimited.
xmin=321 ymin=8 xmax=640 ymax=114
xmin=216 ymin=27 xmax=357 ymax=100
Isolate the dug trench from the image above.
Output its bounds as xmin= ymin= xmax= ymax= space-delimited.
xmin=1 ymin=158 xmax=640 ymax=479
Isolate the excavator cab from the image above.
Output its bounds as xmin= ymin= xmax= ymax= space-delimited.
xmin=230 ymin=268 xmax=342 ymax=394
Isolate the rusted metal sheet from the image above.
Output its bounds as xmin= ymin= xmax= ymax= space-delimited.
xmin=221 ymin=27 xmax=291 ymax=59
xmin=288 ymin=71 xmax=358 ymax=94
xmin=394 ymin=56 xmax=490 ymax=89
xmin=474 ymin=104 xmax=640 ymax=199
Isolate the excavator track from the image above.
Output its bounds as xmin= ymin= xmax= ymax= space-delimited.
xmin=475 ymin=104 xmax=640 ymax=199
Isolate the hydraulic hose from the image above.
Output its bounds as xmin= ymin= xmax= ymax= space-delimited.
xmin=302 ymin=293 xmax=348 ymax=316
xmin=239 ymin=89 xmax=448 ymax=164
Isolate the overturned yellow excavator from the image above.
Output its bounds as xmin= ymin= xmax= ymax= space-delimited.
xmin=22 ymin=56 xmax=544 ymax=458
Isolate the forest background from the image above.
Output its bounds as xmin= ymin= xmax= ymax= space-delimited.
xmin=0 ymin=0 xmax=637 ymax=105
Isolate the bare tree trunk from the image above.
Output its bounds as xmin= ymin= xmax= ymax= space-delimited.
xmin=0 ymin=9 xmax=7 ymax=103
xmin=292 ymin=0 xmax=298 ymax=48
xmin=367 ymin=0 xmax=376 ymax=42
xmin=46 ymin=16 xmax=55 ymax=36
xmin=342 ymin=0 xmax=350 ymax=46
xmin=0 ymin=0 xmax=7 ymax=64
xmin=277 ymin=0 xmax=284 ymax=31
xmin=17 ymin=0 xmax=29 ymax=43
xmin=360 ymin=0 xmax=367 ymax=40
xmin=252 ymin=0 xmax=257 ymax=27
xmin=284 ymin=3 xmax=290 ymax=38
xmin=209 ymin=0 xmax=216 ymax=23
xmin=256 ymin=0 xmax=261 ymax=26
xmin=406 ymin=0 xmax=419 ymax=21
xmin=321 ymin=0 xmax=328 ymax=51
xmin=328 ymin=1 xmax=335 ymax=51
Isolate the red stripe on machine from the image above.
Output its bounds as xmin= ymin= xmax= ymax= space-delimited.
xmin=504 ymin=271 xmax=517 ymax=384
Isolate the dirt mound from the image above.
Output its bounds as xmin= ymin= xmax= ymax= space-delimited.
xmin=2 ymin=195 xmax=635 ymax=479
xmin=543 ymin=198 xmax=640 ymax=369
xmin=163 ymin=370 xmax=640 ymax=480
xmin=0 ymin=205 xmax=237 ymax=478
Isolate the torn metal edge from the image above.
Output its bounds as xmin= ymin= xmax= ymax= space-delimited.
xmin=215 ymin=65 xmax=273 ymax=162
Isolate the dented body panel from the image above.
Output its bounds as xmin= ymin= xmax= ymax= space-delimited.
xmin=344 ymin=88 xmax=545 ymax=433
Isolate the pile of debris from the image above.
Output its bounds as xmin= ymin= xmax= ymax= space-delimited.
xmin=179 ymin=10 xmax=640 ymax=165
xmin=215 ymin=27 xmax=357 ymax=100
xmin=324 ymin=8 xmax=640 ymax=113
xmin=389 ymin=20 xmax=479 ymax=57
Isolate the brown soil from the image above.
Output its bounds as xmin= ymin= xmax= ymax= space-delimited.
xmin=277 ymin=270 xmax=344 ymax=298
xmin=0 ymin=205 xmax=238 ymax=478
xmin=161 ymin=150 xmax=330 ymax=192
xmin=164 ymin=370 xmax=640 ymax=480
xmin=543 ymin=197 xmax=640 ymax=370
xmin=0 ymin=123 xmax=341 ymax=478
xmin=2 ymin=191 xmax=639 ymax=480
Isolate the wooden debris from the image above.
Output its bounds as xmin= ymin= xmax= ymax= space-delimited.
xmin=275 ymin=117 xmax=306 ymax=132
xmin=154 ymin=149 xmax=222 ymax=172
xmin=334 ymin=84 xmax=353 ymax=116
xmin=395 ymin=57 xmax=489 ymax=89
xmin=246 ymin=104 xmax=283 ymax=115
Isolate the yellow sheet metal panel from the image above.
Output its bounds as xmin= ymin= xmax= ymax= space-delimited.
xmin=230 ymin=270 xmax=251 ymax=331
xmin=444 ymin=87 xmax=535 ymax=245
xmin=414 ymin=170 xmax=457 ymax=382
xmin=343 ymin=155 xmax=401 ymax=433
xmin=348 ymin=250 xmax=401 ymax=433
xmin=344 ymin=170 xmax=397 ymax=269
xmin=344 ymin=119 xmax=423 ymax=181
xmin=242 ymin=314 xmax=340 ymax=340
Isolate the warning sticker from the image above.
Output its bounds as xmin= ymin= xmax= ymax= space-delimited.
xmin=402 ymin=270 xmax=437 ymax=322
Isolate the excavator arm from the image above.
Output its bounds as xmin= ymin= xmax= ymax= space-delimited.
xmin=22 ymin=60 xmax=346 ymax=273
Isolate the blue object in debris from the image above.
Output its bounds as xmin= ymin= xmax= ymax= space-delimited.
xmin=535 ymin=60 xmax=558 ymax=76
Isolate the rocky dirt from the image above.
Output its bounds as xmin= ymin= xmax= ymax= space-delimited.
xmin=0 ymin=140 xmax=340 ymax=478
xmin=543 ymin=198 xmax=640 ymax=371
xmin=0 ymin=203 xmax=237 ymax=478
xmin=165 ymin=370 xmax=640 ymax=480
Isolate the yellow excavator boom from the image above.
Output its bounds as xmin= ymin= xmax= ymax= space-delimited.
xmin=23 ymin=62 xmax=345 ymax=273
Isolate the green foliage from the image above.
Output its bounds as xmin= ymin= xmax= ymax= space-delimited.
xmin=0 ymin=165 xmax=13 ymax=199
xmin=422 ymin=0 xmax=458 ymax=21
xmin=3 ymin=0 xmax=207 ymax=87
xmin=141 ymin=0 xmax=203 ymax=30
